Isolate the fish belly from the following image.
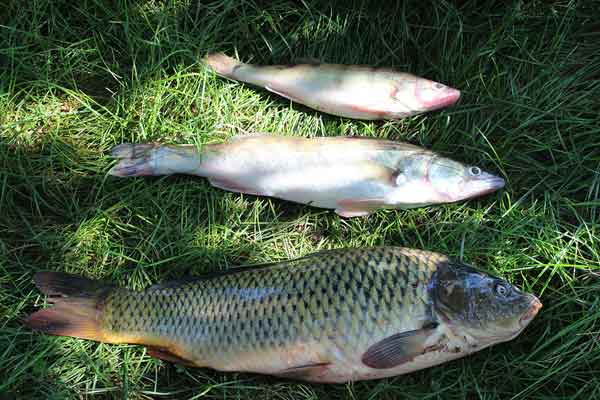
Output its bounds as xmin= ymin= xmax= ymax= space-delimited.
xmin=257 ymin=164 xmax=389 ymax=209
xmin=278 ymin=71 xmax=394 ymax=119
xmin=200 ymin=138 xmax=392 ymax=208
xmin=239 ymin=66 xmax=395 ymax=119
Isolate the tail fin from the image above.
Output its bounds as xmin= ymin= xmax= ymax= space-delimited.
xmin=109 ymin=143 xmax=158 ymax=177
xmin=204 ymin=53 xmax=243 ymax=78
xmin=25 ymin=272 xmax=115 ymax=342
xmin=109 ymin=143 xmax=201 ymax=177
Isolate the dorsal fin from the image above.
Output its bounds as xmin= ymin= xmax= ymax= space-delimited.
xmin=147 ymin=264 xmax=282 ymax=290
xmin=148 ymin=258 xmax=314 ymax=290
xmin=147 ymin=249 xmax=343 ymax=290
xmin=338 ymin=136 xmax=427 ymax=152
xmin=294 ymin=56 xmax=322 ymax=65
xmin=230 ymin=132 xmax=272 ymax=141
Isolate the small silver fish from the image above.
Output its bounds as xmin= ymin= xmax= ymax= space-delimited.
xmin=109 ymin=135 xmax=505 ymax=217
xmin=204 ymin=53 xmax=461 ymax=120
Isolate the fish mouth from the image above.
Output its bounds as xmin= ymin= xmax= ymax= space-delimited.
xmin=424 ymin=87 xmax=461 ymax=110
xmin=519 ymin=297 xmax=542 ymax=327
xmin=438 ymin=88 xmax=461 ymax=108
xmin=416 ymin=82 xmax=461 ymax=110
xmin=475 ymin=176 xmax=506 ymax=196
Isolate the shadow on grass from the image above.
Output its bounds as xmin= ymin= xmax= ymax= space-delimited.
xmin=2 ymin=0 xmax=600 ymax=398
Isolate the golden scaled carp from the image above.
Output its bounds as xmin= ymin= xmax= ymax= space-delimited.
xmin=109 ymin=136 xmax=505 ymax=217
xmin=204 ymin=53 xmax=461 ymax=120
xmin=26 ymin=247 xmax=541 ymax=383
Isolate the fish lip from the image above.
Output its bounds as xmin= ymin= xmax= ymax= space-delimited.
xmin=519 ymin=298 xmax=542 ymax=327
xmin=426 ymin=87 xmax=461 ymax=110
xmin=475 ymin=176 xmax=506 ymax=196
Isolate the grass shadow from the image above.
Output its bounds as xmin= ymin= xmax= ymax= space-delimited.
xmin=2 ymin=0 xmax=600 ymax=398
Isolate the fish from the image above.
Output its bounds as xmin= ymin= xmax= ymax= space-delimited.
xmin=204 ymin=53 xmax=461 ymax=120
xmin=108 ymin=135 xmax=506 ymax=217
xmin=25 ymin=247 xmax=541 ymax=383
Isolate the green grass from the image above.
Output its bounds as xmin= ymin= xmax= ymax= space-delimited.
xmin=1 ymin=0 xmax=599 ymax=398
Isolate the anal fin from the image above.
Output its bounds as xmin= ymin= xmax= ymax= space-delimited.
xmin=335 ymin=198 xmax=387 ymax=218
xmin=275 ymin=362 xmax=331 ymax=381
xmin=208 ymin=177 xmax=261 ymax=196
xmin=335 ymin=208 xmax=373 ymax=218
xmin=146 ymin=346 xmax=196 ymax=367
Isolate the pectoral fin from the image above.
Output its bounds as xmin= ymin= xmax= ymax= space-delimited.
xmin=265 ymin=84 xmax=301 ymax=103
xmin=348 ymin=104 xmax=388 ymax=118
xmin=362 ymin=323 xmax=439 ymax=369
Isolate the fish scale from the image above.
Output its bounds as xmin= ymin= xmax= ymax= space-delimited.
xmin=101 ymin=249 xmax=436 ymax=365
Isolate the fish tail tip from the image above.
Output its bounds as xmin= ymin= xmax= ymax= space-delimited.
xmin=25 ymin=307 xmax=105 ymax=341
xmin=108 ymin=165 xmax=129 ymax=177
xmin=110 ymin=143 xmax=135 ymax=158
xmin=204 ymin=53 xmax=240 ymax=76
xmin=24 ymin=308 xmax=66 ymax=334
xmin=108 ymin=144 xmax=157 ymax=177
xmin=33 ymin=271 xmax=111 ymax=297
xmin=26 ymin=272 xmax=114 ymax=342
xmin=109 ymin=161 xmax=154 ymax=177
xmin=110 ymin=143 xmax=155 ymax=158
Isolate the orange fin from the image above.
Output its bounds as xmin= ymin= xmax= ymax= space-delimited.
xmin=146 ymin=346 xmax=196 ymax=367
xmin=24 ymin=272 xmax=115 ymax=342
xmin=275 ymin=362 xmax=331 ymax=381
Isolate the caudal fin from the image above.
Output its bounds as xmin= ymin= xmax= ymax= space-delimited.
xmin=25 ymin=272 xmax=115 ymax=342
xmin=109 ymin=143 xmax=201 ymax=177
xmin=204 ymin=53 xmax=243 ymax=78
xmin=109 ymin=143 xmax=158 ymax=177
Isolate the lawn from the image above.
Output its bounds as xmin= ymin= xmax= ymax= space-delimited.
xmin=1 ymin=0 xmax=599 ymax=398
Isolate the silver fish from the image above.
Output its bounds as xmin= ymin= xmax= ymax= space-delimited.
xmin=109 ymin=135 xmax=505 ymax=217
xmin=204 ymin=53 xmax=461 ymax=120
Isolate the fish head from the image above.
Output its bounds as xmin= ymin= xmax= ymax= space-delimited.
xmin=414 ymin=78 xmax=461 ymax=111
xmin=426 ymin=156 xmax=505 ymax=202
xmin=432 ymin=262 xmax=541 ymax=346
xmin=390 ymin=75 xmax=460 ymax=115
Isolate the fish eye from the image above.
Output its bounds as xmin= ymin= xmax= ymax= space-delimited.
xmin=433 ymin=82 xmax=446 ymax=90
xmin=469 ymin=166 xmax=481 ymax=176
xmin=494 ymin=283 xmax=509 ymax=297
